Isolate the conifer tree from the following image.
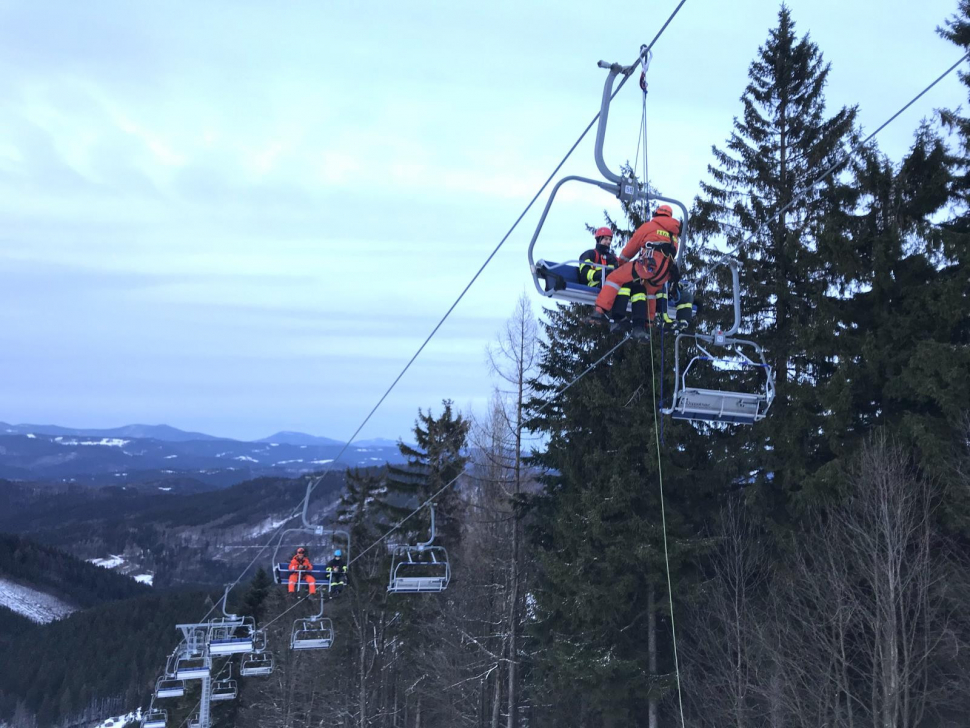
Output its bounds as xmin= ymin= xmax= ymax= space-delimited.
xmin=525 ymin=305 xmax=714 ymax=727
xmin=691 ymin=5 xmax=857 ymax=513
xmin=382 ymin=400 xmax=470 ymax=546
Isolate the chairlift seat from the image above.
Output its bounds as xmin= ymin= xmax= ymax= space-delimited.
xmin=240 ymin=652 xmax=275 ymax=677
xmin=664 ymin=330 xmax=775 ymax=426
xmin=535 ymin=261 xmax=617 ymax=306
xmin=388 ymin=546 xmax=450 ymax=594
xmin=666 ymin=387 xmax=769 ymax=425
xmin=290 ymin=618 xmax=334 ymax=650
xmin=210 ymin=680 xmax=238 ymax=702
xmin=174 ymin=657 xmax=209 ymax=681
xmin=142 ymin=710 xmax=167 ymax=728
xmin=273 ymin=563 xmax=330 ymax=588
xmin=154 ymin=678 xmax=185 ymax=699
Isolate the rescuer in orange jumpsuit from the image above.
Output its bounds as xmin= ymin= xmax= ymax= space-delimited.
xmin=288 ymin=547 xmax=316 ymax=595
xmin=587 ymin=205 xmax=681 ymax=340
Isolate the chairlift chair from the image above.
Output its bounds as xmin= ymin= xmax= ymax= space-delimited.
xmin=290 ymin=595 xmax=335 ymax=650
xmin=272 ymin=479 xmax=351 ymax=593
xmin=208 ymin=588 xmax=256 ymax=654
xmin=528 ymin=48 xmax=690 ymax=308
xmin=211 ymin=668 xmax=238 ymax=702
xmin=388 ymin=505 xmax=450 ymax=594
xmin=662 ymin=260 xmax=775 ymax=425
xmin=141 ymin=709 xmax=167 ymax=728
xmin=169 ymin=643 xmax=210 ymax=681
xmin=240 ymin=650 xmax=275 ymax=677
xmin=154 ymin=677 xmax=185 ymax=700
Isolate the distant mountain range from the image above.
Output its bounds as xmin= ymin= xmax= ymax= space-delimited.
xmin=0 ymin=422 xmax=402 ymax=448
xmin=0 ymin=421 xmax=406 ymax=487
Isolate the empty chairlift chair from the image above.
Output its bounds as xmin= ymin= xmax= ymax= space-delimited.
xmin=208 ymin=586 xmax=256 ymax=655
xmin=171 ymin=625 xmax=211 ymax=680
xmin=210 ymin=667 xmax=238 ymax=702
xmin=141 ymin=708 xmax=167 ymax=728
xmin=240 ymin=630 xmax=274 ymax=677
xmin=290 ymin=595 xmax=334 ymax=650
xmin=662 ymin=260 xmax=775 ymax=425
xmin=388 ymin=505 xmax=450 ymax=594
xmin=154 ymin=677 xmax=185 ymax=700
xmin=240 ymin=650 xmax=275 ymax=677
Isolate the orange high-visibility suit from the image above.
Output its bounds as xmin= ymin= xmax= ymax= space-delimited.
xmin=594 ymin=210 xmax=681 ymax=327
xmin=288 ymin=554 xmax=316 ymax=594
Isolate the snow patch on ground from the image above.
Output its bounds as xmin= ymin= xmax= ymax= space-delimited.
xmin=164 ymin=454 xmax=178 ymax=459
xmin=251 ymin=517 xmax=291 ymax=537
xmin=134 ymin=574 xmax=154 ymax=586
xmin=25 ymin=433 xmax=36 ymax=439
xmin=0 ymin=577 xmax=76 ymax=624
xmin=93 ymin=709 xmax=140 ymax=727
xmin=235 ymin=455 xmax=258 ymax=463
xmin=310 ymin=458 xmax=334 ymax=464
xmin=90 ymin=555 xmax=125 ymax=569
xmin=276 ymin=459 xmax=304 ymax=464
xmin=158 ymin=486 xmax=172 ymax=491
xmin=54 ymin=437 xmax=130 ymax=447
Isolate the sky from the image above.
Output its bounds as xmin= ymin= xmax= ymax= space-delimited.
xmin=0 ymin=0 xmax=965 ymax=443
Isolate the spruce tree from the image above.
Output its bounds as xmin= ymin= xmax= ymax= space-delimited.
xmin=525 ymin=305 xmax=714 ymax=727
xmin=691 ymin=5 xmax=857 ymax=515
xmin=381 ymin=399 xmax=470 ymax=547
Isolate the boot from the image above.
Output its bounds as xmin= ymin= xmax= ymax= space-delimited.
xmin=585 ymin=310 xmax=611 ymax=326
xmin=609 ymin=318 xmax=632 ymax=334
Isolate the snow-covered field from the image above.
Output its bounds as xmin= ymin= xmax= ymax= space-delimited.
xmin=87 ymin=555 xmax=154 ymax=587
xmin=92 ymin=709 xmax=139 ymax=727
xmin=0 ymin=577 xmax=76 ymax=623
xmin=89 ymin=554 xmax=125 ymax=569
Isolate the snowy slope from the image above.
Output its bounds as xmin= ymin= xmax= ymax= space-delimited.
xmin=0 ymin=577 xmax=76 ymax=624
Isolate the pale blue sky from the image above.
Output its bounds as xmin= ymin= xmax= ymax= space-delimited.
xmin=0 ymin=0 xmax=964 ymax=441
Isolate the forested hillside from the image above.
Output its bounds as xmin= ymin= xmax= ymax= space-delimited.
xmin=0 ymin=473 xmax=347 ymax=587
xmin=0 ymin=534 xmax=148 ymax=613
xmin=0 ymin=590 xmax=213 ymax=728
xmin=6 ymin=5 xmax=970 ymax=728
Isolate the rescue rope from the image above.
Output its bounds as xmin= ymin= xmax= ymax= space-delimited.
xmin=648 ymin=330 xmax=686 ymax=728
xmin=700 ymin=52 xmax=970 ymax=283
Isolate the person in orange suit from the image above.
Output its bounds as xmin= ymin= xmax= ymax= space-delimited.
xmin=587 ymin=205 xmax=681 ymax=340
xmin=288 ymin=547 xmax=316 ymax=595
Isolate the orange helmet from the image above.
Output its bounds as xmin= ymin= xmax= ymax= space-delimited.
xmin=654 ymin=205 xmax=673 ymax=218
xmin=593 ymin=227 xmax=613 ymax=241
